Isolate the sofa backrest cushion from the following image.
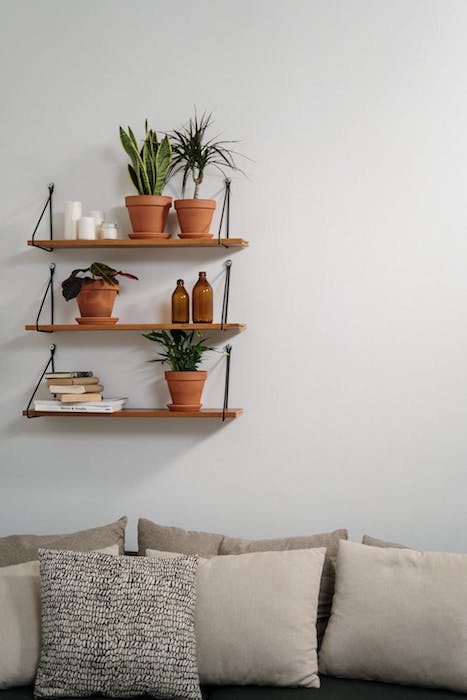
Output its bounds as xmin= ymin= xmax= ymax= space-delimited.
xmin=147 ymin=547 xmax=325 ymax=688
xmin=319 ymin=540 xmax=467 ymax=694
xmin=0 ymin=516 xmax=127 ymax=566
xmin=139 ymin=518 xmax=347 ymax=643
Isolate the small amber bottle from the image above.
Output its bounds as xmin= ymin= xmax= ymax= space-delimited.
xmin=192 ymin=271 xmax=213 ymax=323
xmin=171 ymin=279 xmax=189 ymax=323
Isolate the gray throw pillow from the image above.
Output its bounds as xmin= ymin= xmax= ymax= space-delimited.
xmin=34 ymin=550 xmax=201 ymax=700
xmin=138 ymin=518 xmax=347 ymax=644
xmin=319 ymin=540 xmax=467 ymax=693
xmin=0 ymin=516 xmax=127 ymax=566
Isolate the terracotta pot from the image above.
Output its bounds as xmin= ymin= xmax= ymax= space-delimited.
xmin=76 ymin=279 xmax=118 ymax=319
xmin=174 ymin=199 xmax=216 ymax=235
xmin=165 ymin=370 xmax=207 ymax=411
xmin=125 ymin=195 xmax=172 ymax=235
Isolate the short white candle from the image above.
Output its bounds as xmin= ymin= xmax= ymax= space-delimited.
xmin=78 ymin=216 xmax=96 ymax=240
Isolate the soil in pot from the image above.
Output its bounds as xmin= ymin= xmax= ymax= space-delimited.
xmin=125 ymin=195 xmax=172 ymax=236
xmin=76 ymin=279 xmax=119 ymax=324
xmin=165 ymin=370 xmax=207 ymax=411
xmin=174 ymin=199 xmax=216 ymax=236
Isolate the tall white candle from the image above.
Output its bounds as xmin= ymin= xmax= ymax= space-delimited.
xmin=78 ymin=216 xmax=96 ymax=240
xmin=64 ymin=201 xmax=81 ymax=240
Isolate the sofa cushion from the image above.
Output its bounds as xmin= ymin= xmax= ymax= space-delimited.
xmin=207 ymin=676 xmax=467 ymax=698
xmin=147 ymin=548 xmax=325 ymax=688
xmin=2 ymin=675 xmax=467 ymax=700
xmin=138 ymin=519 xmax=223 ymax=557
xmin=0 ymin=546 xmax=118 ymax=690
xmin=34 ymin=550 xmax=201 ymax=699
xmin=319 ymin=540 xmax=467 ymax=694
xmin=139 ymin=519 xmax=347 ymax=642
xmin=0 ymin=516 xmax=127 ymax=566
xmin=362 ymin=534 xmax=407 ymax=548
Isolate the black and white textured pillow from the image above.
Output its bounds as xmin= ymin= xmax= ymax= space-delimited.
xmin=34 ymin=549 xmax=201 ymax=700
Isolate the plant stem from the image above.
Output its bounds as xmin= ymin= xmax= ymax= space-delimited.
xmin=193 ymin=174 xmax=203 ymax=199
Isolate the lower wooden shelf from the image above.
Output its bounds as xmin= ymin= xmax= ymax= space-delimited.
xmin=23 ymin=408 xmax=243 ymax=419
xmin=25 ymin=323 xmax=246 ymax=332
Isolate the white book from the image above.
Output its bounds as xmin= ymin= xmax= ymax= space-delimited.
xmin=34 ymin=398 xmax=127 ymax=413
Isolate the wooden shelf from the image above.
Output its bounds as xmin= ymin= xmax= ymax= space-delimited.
xmin=23 ymin=408 xmax=243 ymax=419
xmin=25 ymin=323 xmax=246 ymax=332
xmin=27 ymin=238 xmax=248 ymax=249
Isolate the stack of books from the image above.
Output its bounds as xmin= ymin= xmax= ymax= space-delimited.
xmin=46 ymin=371 xmax=104 ymax=403
xmin=34 ymin=371 xmax=127 ymax=413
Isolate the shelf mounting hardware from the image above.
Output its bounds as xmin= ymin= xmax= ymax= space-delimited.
xmin=222 ymin=344 xmax=232 ymax=422
xmin=35 ymin=263 xmax=56 ymax=332
xmin=31 ymin=183 xmax=54 ymax=252
xmin=221 ymin=259 xmax=232 ymax=329
xmin=217 ymin=178 xmax=231 ymax=246
xmin=25 ymin=344 xmax=56 ymax=418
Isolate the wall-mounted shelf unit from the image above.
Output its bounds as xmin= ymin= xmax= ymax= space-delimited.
xmin=25 ymin=323 xmax=247 ymax=332
xmin=28 ymin=238 xmax=248 ymax=249
xmin=25 ymin=183 xmax=247 ymax=420
xmin=23 ymin=408 xmax=243 ymax=419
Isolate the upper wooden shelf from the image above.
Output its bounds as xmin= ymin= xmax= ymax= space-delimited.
xmin=25 ymin=323 xmax=246 ymax=332
xmin=27 ymin=238 xmax=248 ymax=249
xmin=23 ymin=408 xmax=243 ymax=419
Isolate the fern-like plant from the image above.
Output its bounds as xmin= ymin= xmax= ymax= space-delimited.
xmin=168 ymin=111 xmax=241 ymax=198
xmin=142 ymin=329 xmax=212 ymax=371
xmin=119 ymin=120 xmax=172 ymax=195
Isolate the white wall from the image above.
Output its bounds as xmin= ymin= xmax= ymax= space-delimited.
xmin=1 ymin=0 xmax=467 ymax=552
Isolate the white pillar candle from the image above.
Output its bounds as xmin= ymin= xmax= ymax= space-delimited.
xmin=64 ymin=201 xmax=82 ymax=240
xmin=78 ymin=216 xmax=96 ymax=240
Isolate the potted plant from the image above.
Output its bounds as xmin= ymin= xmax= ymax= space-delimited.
xmin=142 ymin=329 xmax=212 ymax=411
xmin=119 ymin=120 xmax=172 ymax=238
xmin=62 ymin=262 xmax=138 ymax=325
xmin=168 ymin=111 xmax=241 ymax=238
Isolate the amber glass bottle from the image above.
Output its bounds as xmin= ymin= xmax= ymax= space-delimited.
xmin=192 ymin=271 xmax=213 ymax=323
xmin=171 ymin=279 xmax=189 ymax=323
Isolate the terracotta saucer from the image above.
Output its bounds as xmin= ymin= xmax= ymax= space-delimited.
xmin=178 ymin=232 xmax=214 ymax=239
xmin=167 ymin=403 xmax=202 ymax=412
xmin=76 ymin=317 xmax=119 ymax=325
xmin=129 ymin=232 xmax=171 ymax=239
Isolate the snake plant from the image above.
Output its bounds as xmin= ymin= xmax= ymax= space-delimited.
xmin=119 ymin=120 xmax=172 ymax=196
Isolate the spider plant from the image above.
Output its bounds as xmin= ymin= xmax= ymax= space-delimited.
xmin=168 ymin=111 xmax=241 ymax=198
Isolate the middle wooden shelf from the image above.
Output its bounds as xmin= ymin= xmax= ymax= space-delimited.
xmin=25 ymin=323 xmax=246 ymax=332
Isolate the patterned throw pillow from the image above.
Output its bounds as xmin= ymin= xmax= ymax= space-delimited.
xmin=34 ymin=550 xmax=201 ymax=700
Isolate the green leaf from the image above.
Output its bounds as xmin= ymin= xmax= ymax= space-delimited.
xmin=141 ymin=142 xmax=155 ymax=194
xmin=154 ymin=135 xmax=172 ymax=195
xmin=128 ymin=164 xmax=141 ymax=192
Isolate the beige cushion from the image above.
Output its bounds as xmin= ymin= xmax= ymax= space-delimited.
xmin=0 ymin=516 xmax=127 ymax=566
xmin=362 ymin=534 xmax=407 ymax=548
xmin=0 ymin=545 xmax=119 ymax=689
xmin=319 ymin=540 xmax=467 ymax=693
xmin=147 ymin=547 xmax=325 ymax=688
xmin=139 ymin=518 xmax=347 ymax=642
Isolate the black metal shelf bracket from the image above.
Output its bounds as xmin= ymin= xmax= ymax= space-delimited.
xmin=222 ymin=344 xmax=232 ymax=421
xmin=35 ymin=263 xmax=56 ymax=332
xmin=25 ymin=344 xmax=56 ymax=418
xmin=31 ymin=183 xmax=54 ymax=252
xmin=217 ymin=178 xmax=231 ymax=246
xmin=221 ymin=259 xmax=232 ymax=329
